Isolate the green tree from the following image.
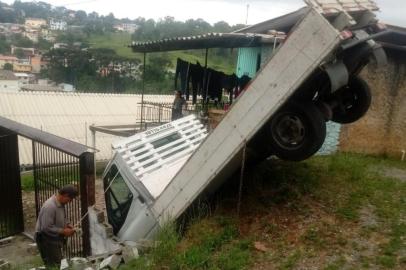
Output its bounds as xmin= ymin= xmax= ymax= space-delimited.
xmin=14 ymin=48 xmax=24 ymax=58
xmin=3 ymin=63 xmax=13 ymax=70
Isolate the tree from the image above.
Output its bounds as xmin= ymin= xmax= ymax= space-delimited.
xmin=3 ymin=63 xmax=13 ymax=70
xmin=14 ymin=48 xmax=24 ymax=58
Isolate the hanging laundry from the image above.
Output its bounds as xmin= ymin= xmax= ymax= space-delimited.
xmin=187 ymin=62 xmax=204 ymax=104
xmin=221 ymin=73 xmax=238 ymax=104
xmin=174 ymin=58 xmax=190 ymax=95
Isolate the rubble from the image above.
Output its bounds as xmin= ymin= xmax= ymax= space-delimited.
xmin=0 ymin=259 xmax=10 ymax=269
xmin=99 ymin=255 xmax=121 ymax=270
xmin=0 ymin=237 xmax=13 ymax=247
xmin=121 ymin=241 xmax=139 ymax=263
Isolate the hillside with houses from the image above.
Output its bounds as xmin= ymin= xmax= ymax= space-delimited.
xmin=0 ymin=1 xmax=242 ymax=94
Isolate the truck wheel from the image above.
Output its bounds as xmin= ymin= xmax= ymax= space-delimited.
xmin=331 ymin=76 xmax=371 ymax=124
xmin=267 ymin=101 xmax=326 ymax=161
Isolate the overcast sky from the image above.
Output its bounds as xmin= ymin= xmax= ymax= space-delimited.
xmin=2 ymin=0 xmax=405 ymax=27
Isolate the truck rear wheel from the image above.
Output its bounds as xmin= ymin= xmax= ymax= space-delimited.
xmin=266 ymin=101 xmax=326 ymax=161
xmin=331 ymin=76 xmax=371 ymax=124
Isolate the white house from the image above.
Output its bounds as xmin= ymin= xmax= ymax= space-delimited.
xmin=14 ymin=72 xmax=36 ymax=87
xmin=49 ymin=19 xmax=67 ymax=31
xmin=0 ymin=70 xmax=19 ymax=92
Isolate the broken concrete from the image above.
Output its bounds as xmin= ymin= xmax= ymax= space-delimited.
xmin=88 ymin=206 xmax=121 ymax=256
xmin=0 ymin=237 xmax=13 ymax=247
xmin=99 ymin=255 xmax=121 ymax=270
xmin=121 ymin=241 xmax=139 ymax=263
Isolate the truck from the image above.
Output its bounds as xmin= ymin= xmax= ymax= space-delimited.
xmin=102 ymin=0 xmax=388 ymax=243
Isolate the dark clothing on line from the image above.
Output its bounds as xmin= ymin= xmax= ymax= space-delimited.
xmin=187 ymin=62 xmax=204 ymax=104
xmin=174 ymin=58 xmax=190 ymax=95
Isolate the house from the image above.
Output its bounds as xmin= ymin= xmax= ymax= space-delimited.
xmin=114 ymin=23 xmax=138 ymax=33
xmin=58 ymin=83 xmax=75 ymax=92
xmin=14 ymin=72 xmax=36 ymax=86
xmin=30 ymin=55 xmax=42 ymax=73
xmin=49 ymin=19 xmax=67 ymax=31
xmin=23 ymin=28 xmax=40 ymax=43
xmin=0 ymin=70 xmax=19 ymax=92
xmin=10 ymin=46 xmax=36 ymax=57
xmin=53 ymin=43 xmax=68 ymax=49
xmin=13 ymin=63 xmax=32 ymax=73
xmin=0 ymin=55 xmax=18 ymax=68
xmin=25 ymin=18 xmax=47 ymax=29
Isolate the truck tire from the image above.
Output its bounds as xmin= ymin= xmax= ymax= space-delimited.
xmin=331 ymin=76 xmax=371 ymax=124
xmin=266 ymin=101 xmax=326 ymax=161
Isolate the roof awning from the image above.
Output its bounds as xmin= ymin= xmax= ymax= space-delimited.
xmin=130 ymin=32 xmax=285 ymax=53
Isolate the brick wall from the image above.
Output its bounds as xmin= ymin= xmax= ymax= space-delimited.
xmin=339 ymin=49 xmax=406 ymax=158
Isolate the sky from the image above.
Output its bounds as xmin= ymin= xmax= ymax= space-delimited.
xmin=2 ymin=0 xmax=405 ymax=27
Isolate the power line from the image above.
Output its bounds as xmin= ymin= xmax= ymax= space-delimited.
xmin=57 ymin=0 xmax=101 ymax=7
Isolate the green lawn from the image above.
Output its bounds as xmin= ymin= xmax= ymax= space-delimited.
xmin=125 ymin=153 xmax=406 ymax=269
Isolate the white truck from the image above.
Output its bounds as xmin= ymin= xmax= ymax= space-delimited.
xmin=102 ymin=0 xmax=387 ymax=242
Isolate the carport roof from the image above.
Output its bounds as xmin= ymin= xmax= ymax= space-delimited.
xmin=130 ymin=32 xmax=284 ymax=53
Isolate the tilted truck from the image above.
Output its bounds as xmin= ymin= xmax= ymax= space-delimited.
xmin=102 ymin=0 xmax=388 ymax=242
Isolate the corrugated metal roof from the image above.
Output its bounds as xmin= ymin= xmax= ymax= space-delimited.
xmin=0 ymin=91 xmax=174 ymax=164
xmin=130 ymin=32 xmax=282 ymax=53
xmin=20 ymin=84 xmax=63 ymax=92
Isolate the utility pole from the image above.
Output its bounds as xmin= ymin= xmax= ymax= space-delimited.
xmin=246 ymin=4 xmax=250 ymax=25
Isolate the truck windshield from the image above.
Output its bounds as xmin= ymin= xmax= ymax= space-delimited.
xmin=104 ymin=164 xmax=133 ymax=234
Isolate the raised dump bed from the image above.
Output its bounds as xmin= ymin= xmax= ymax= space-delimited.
xmin=102 ymin=0 xmax=386 ymax=243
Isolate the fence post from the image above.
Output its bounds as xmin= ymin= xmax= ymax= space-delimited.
xmin=158 ymin=104 xmax=162 ymax=124
xmin=79 ymin=152 xmax=95 ymax=256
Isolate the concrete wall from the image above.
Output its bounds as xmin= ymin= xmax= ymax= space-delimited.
xmin=339 ymin=49 xmax=406 ymax=158
xmin=318 ymin=122 xmax=341 ymax=155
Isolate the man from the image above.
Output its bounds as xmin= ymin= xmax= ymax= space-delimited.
xmin=35 ymin=185 xmax=78 ymax=268
xmin=172 ymin=90 xmax=186 ymax=120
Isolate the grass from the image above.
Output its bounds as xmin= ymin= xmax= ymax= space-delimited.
xmin=122 ymin=153 xmax=406 ymax=269
xmin=86 ymin=32 xmax=238 ymax=74
xmin=122 ymin=218 xmax=252 ymax=270
xmin=21 ymin=172 xmax=34 ymax=191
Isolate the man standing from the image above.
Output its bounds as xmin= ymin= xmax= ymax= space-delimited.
xmin=172 ymin=90 xmax=186 ymax=120
xmin=35 ymin=185 xmax=78 ymax=268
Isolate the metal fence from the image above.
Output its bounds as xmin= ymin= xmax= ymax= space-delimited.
xmin=0 ymin=116 xmax=94 ymax=257
xmin=0 ymin=129 xmax=24 ymax=239
xmin=33 ymin=142 xmax=85 ymax=257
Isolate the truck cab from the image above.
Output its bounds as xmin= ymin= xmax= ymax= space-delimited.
xmin=102 ymin=115 xmax=207 ymax=240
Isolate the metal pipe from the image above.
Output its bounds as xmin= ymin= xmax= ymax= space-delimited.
xmin=341 ymin=30 xmax=392 ymax=51
xmin=401 ymin=150 xmax=405 ymax=161
xmin=140 ymin=52 xmax=146 ymax=132
xmin=203 ymin=48 xmax=209 ymax=106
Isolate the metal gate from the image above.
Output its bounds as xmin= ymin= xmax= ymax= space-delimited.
xmin=0 ymin=128 xmax=24 ymax=239
xmin=33 ymin=142 xmax=90 ymax=257
xmin=0 ymin=116 xmax=94 ymax=257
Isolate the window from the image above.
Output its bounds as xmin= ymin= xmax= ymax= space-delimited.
xmin=151 ymin=132 xmax=181 ymax=149
xmin=104 ymin=164 xmax=133 ymax=234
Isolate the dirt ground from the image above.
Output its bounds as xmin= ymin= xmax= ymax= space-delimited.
xmin=0 ymin=178 xmax=106 ymax=268
xmin=0 ymin=234 xmax=42 ymax=268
